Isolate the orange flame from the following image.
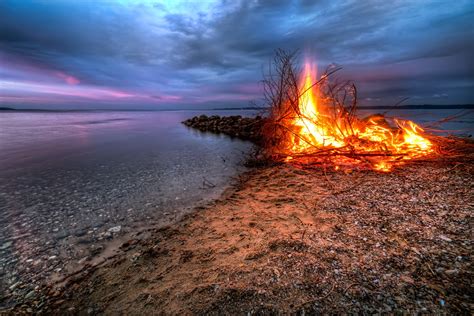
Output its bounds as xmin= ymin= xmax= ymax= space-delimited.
xmin=282 ymin=61 xmax=434 ymax=172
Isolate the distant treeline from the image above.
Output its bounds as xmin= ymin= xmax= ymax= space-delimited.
xmin=357 ymin=104 xmax=474 ymax=110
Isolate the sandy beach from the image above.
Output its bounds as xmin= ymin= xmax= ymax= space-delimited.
xmin=23 ymin=138 xmax=472 ymax=314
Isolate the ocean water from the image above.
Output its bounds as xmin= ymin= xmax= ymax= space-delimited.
xmin=0 ymin=108 xmax=471 ymax=304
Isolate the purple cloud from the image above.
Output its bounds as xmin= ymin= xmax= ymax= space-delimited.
xmin=0 ymin=0 xmax=472 ymax=109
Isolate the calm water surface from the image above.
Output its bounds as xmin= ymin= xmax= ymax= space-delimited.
xmin=0 ymin=110 xmax=256 ymax=305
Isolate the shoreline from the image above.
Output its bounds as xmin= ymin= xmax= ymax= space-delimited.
xmin=3 ymin=115 xmax=473 ymax=314
xmin=9 ymin=142 xmax=472 ymax=314
xmin=0 ymin=111 xmax=254 ymax=312
xmin=0 ymin=173 xmax=243 ymax=312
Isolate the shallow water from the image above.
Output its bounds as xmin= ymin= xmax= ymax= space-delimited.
xmin=0 ymin=110 xmax=256 ymax=303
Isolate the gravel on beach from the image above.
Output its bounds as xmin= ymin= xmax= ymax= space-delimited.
xmin=28 ymin=141 xmax=474 ymax=314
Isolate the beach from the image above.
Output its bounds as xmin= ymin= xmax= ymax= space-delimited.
xmin=27 ymin=134 xmax=474 ymax=314
xmin=1 ymin=111 xmax=473 ymax=313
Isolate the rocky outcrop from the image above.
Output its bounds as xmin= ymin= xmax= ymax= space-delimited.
xmin=182 ymin=115 xmax=264 ymax=143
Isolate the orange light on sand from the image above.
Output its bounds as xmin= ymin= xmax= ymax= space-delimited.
xmin=282 ymin=61 xmax=434 ymax=172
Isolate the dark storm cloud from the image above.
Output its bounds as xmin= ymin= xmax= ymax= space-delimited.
xmin=0 ymin=0 xmax=473 ymax=109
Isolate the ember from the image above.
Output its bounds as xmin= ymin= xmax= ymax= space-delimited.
xmin=263 ymin=51 xmax=435 ymax=171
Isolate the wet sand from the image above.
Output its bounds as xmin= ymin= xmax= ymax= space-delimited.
xmin=23 ymin=139 xmax=473 ymax=314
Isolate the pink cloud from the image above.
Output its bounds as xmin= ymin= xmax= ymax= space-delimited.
xmin=0 ymin=79 xmax=186 ymax=106
xmin=55 ymin=72 xmax=80 ymax=85
xmin=0 ymin=56 xmax=185 ymax=105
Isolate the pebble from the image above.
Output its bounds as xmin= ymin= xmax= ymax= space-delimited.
xmin=439 ymin=235 xmax=452 ymax=242
xmin=9 ymin=281 xmax=21 ymax=291
xmin=78 ymin=257 xmax=89 ymax=264
xmin=25 ymin=290 xmax=36 ymax=299
xmin=0 ymin=241 xmax=12 ymax=250
xmin=108 ymin=226 xmax=121 ymax=233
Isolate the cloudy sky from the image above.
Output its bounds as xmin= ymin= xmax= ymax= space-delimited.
xmin=0 ymin=0 xmax=473 ymax=109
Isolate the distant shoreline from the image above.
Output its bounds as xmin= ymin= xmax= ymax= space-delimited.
xmin=217 ymin=105 xmax=474 ymax=111
xmin=0 ymin=104 xmax=473 ymax=112
xmin=356 ymin=104 xmax=474 ymax=110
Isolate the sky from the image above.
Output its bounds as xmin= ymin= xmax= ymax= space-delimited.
xmin=0 ymin=0 xmax=473 ymax=109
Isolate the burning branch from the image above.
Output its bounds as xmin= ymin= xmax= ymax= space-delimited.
xmin=261 ymin=50 xmax=436 ymax=172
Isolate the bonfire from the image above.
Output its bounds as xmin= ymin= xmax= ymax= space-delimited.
xmin=262 ymin=50 xmax=436 ymax=172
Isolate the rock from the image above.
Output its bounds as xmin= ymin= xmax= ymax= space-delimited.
xmin=9 ymin=281 xmax=21 ymax=291
xmin=182 ymin=115 xmax=264 ymax=143
xmin=90 ymin=246 xmax=104 ymax=256
xmin=0 ymin=241 xmax=12 ymax=250
xmin=25 ymin=290 xmax=36 ymax=300
xmin=73 ymin=229 xmax=88 ymax=237
xmin=78 ymin=257 xmax=89 ymax=264
xmin=108 ymin=225 xmax=121 ymax=233
xmin=439 ymin=235 xmax=452 ymax=242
